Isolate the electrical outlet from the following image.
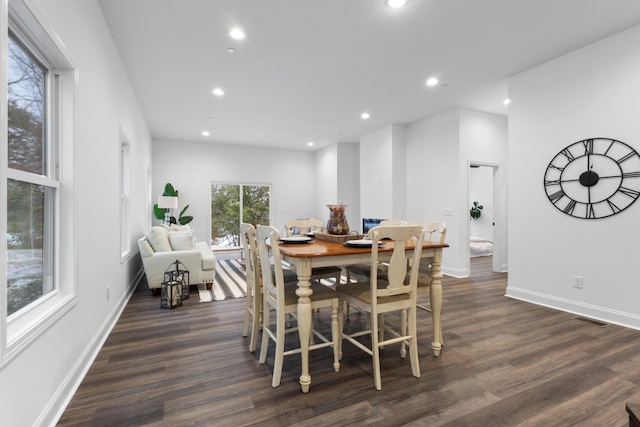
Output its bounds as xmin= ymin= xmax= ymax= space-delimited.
xmin=106 ymin=287 xmax=110 ymax=302
xmin=573 ymin=275 xmax=583 ymax=289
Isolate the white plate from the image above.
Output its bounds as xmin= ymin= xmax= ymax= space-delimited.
xmin=279 ymin=236 xmax=312 ymax=243
xmin=344 ymin=239 xmax=384 ymax=247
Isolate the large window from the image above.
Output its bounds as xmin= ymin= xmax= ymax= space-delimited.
xmin=6 ymin=32 xmax=54 ymax=316
xmin=2 ymin=0 xmax=75 ymax=363
xmin=211 ymin=183 xmax=271 ymax=249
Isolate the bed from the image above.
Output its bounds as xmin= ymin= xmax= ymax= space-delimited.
xmin=470 ymin=237 xmax=493 ymax=257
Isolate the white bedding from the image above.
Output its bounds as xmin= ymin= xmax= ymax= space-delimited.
xmin=470 ymin=237 xmax=493 ymax=258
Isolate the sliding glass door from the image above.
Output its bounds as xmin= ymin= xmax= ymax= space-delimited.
xmin=211 ymin=183 xmax=270 ymax=250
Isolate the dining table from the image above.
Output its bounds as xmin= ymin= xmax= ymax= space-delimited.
xmin=276 ymin=236 xmax=448 ymax=393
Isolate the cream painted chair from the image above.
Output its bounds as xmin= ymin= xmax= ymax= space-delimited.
xmin=240 ymin=222 xmax=297 ymax=353
xmin=343 ymin=219 xmax=407 ymax=285
xmin=256 ymin=225 xmax=341 ymax=387
xmin=337 ymin=225 xmax=425 ymax=390
xmin=284 ymin=219 xmax=343 ymax=286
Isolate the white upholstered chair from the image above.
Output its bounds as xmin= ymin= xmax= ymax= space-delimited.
xmin=256 ymin=225 xmax=341 ymax=387
xmin=284 ymin=219 xmax=343 ymax=286
xmin=337 ymin=225 xmax=425 ymax=390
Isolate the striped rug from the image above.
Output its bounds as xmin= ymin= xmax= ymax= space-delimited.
xmin=198 ymin=258 xmax=247 ymax=302
xmin=197 ymin=258 xmax=344 ymax=302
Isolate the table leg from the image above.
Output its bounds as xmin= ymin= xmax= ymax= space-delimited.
xmin=295 ymin=260 xmax=313 ymax=393
xmin=430 ymin=249 xmax=443 ymax=356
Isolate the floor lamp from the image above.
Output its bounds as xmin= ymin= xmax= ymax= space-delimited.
xmin=158 ymin=196 xmax=178 ymax=225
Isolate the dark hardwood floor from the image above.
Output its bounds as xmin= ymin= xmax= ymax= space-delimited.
xmin=58 ymin=256 xmax=640 ymax=426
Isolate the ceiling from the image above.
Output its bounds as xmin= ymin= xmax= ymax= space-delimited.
xmin=98 ymin=0 xmax=640 ymax=151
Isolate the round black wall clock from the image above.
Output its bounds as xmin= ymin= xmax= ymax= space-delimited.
xmin=543 ymin=138 xmax=640 ymax=219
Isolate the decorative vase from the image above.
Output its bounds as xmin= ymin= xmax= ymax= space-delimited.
xmin=326 ymin=204 xmax=349 ymax=235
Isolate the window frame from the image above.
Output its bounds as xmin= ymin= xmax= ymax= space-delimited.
xmin=1 ymin=0 xmax=76 ymax=365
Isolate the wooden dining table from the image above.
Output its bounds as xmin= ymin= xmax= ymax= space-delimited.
xmin=277 ymin=237 xmax=448 ymax=393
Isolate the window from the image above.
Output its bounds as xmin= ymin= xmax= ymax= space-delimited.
xmin=211 ymin=183 xmax=271 ymax=249
xmin=1 ymin=0 xmax=75 ymax=363
xmin=120 ymin=131 xmax=130 ymax=260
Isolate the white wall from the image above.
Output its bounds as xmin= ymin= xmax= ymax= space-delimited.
xmin=360 ymin=125 xmax=407 ymax=222
xmin=0 ymin=1 xmax=153 ymax=426
xmin=460 ymin=108 xmax=508 ymax=273
xmin=153 ymin=139 xmax=316 ymax=237
xmin=405 ymin=108 xmax=508 ymax=277
xmin=507 ymin=24 xmax=640 ymax=328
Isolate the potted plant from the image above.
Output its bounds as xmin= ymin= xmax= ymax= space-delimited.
xmin=469 ymin=201 xmax=483 ymax=220
xmin=153 ymin=182 xmax=193 ymax=225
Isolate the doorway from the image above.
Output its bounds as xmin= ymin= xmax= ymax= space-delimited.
xmin=468 ymin=162 xmax=503 ymax=274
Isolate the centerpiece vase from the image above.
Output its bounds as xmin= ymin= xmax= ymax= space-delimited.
xmin=326 ymin=204 xmax=349 ymax=235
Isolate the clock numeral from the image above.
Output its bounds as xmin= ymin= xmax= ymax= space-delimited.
xmin=607 ymin=199 xmax=621 ymax=214
xmin=548 ymin=163 xmax=565 ymax=172
xmin=604 ymin=139 xmax=616 ymax=156
xmin=616 ymin=151 xmax=638 ymax=164
xmin=549 ymin=189 xmax=565 ymax=203
xmin=563 ymin=200 xmax=577 ymax=215
xmin=582 ymin=139 xmax=594 ymax=155
xmin=544 ymin=179 xmax=560 ymax=186
xmin=560 ymin=148 xmax=575 ymax=162
xmin=623 ymin=171 xmax=640 ymax=178
xmin=618 ymin=186 xmax=640 ymax=199
xmin=586 ymin=203 xmax=596 ymax=219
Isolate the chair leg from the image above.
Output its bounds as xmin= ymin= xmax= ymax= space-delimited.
xmin=259 ymin=303 xmax=270 ymax=364
xmin=400 ymin=308 xmax=407 ymax=359
xmin=331 ymin=302 xmax=340 ymax=372
xmin=408 ymin=306 xmax=420 ymax=379
xmin=272 ymin=309 xmax=286 ymax=388
xmin=242 ymin=287 xmax=251 ymax=338
xmin=371 ymin=311 xmax=382 ymax=391
xmin=249 ymin=290 xmax=261 ymax=353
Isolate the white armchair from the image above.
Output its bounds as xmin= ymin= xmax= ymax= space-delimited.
xmin=138 ymin=225 xmax=216 ymax=293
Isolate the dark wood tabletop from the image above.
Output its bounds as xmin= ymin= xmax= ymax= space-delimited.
xmin=276 ymin=238 xmax=448 ymax=259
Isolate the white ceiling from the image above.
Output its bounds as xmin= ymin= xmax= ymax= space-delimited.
xmin=98 ymin=0 xmax=640 ymax=151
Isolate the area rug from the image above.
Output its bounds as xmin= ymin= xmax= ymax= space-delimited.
xmin=198 ymin=258 xmax=247 ymax=302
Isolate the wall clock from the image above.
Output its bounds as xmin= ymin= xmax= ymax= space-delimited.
xmin=543 ymin=138 xmax=640 ymax=219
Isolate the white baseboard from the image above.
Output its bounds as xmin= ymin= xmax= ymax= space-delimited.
xmin=38 ymin=268 xmax=144 ymax=427
xmin=505 ymin=286 xmax=640 ymax=331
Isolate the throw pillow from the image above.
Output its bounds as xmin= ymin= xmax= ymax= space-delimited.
xmin=169 ymin=231 xmax=195 ymax=251
xmin=170 ymin=224 xmax=191 ymax=232
xmin=147 ymin=226 xmax=172 ymax=252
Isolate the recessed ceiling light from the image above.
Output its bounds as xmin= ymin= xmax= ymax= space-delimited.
xmin=202 ymin=131 xmax=210 ymax=136
xmin=229 ymin=27 xmax=245 ymax=40
xmin=307 ymin=141 xmax=314 ymax=147
xmin=212 ymin=88 xmax=224 ymax=96
xmin=426 ymin=77 xmax=439 ymax=87
xmin=386 ymin=0 xmax=408 ymax=8
xmin=503 ymin=98 xmax=511 ymax=105
xmin=227 ymin=47 xmax=236 ymax=53
xmin=361 ymin=112 xmax=370 ymax=119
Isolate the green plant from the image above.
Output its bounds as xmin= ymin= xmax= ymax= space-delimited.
xmin=470 ymin=201 xmax=483 ymax=220
xmin=153 ymin=182 xmax=193 ymax=225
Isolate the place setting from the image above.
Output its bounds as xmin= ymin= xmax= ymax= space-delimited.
xmin=278 ymin=235 xmax=314 ymax=244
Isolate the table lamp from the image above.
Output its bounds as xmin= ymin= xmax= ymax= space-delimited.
xmin=158 ymin=196 xmax=178 ymax=225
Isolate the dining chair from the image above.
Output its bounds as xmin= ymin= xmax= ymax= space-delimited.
xmin=240 ymin=223 xmax=297 ymax=353
xmin=343 ymin=219 xmax=407 ymax=285
xmin=337 ymin=225 xmax=425 ymax=390
xmin=256 ymin=225 xmax=341 ymax=387
xmin=284 ymin=219 xmax=343 ymax=286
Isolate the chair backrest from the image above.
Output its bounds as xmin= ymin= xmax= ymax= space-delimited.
xmin=367 ymin=225 xmax=425 ymax=300
xmin=284 ymin=219 xmax=324 ymax=236
xmin=407 ymin=221 xmax=447 ymax=244
xmin=256 ymin=225 xmax=286 ymax=309
xmin=240 ymin=223 xmax=260 ymax=291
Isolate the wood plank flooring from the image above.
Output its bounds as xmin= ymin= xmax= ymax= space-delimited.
xmin=57 ymin=256 xmax=640 ymax=426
